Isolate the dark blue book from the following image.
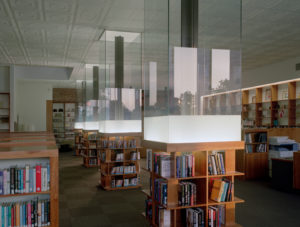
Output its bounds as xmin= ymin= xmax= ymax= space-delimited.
xmin=0 ymin=170 xmax=3 ymax=195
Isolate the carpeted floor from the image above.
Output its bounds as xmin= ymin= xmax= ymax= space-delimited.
xmin=59 ymin=151 xmax=300 ymax=227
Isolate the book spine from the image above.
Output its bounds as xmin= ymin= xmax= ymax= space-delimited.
xmin=0 ymin=171 xmax=3 ymax=195
xmin=26 ymin=166 xmax=29 ymax=193
xmin=36 ymin=166 xmax=41 ymax=193
xmin=10 ymin=168 xmax=15 ymax=195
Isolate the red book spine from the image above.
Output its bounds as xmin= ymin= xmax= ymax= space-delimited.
xmin=28 ymin=202 xmax=31 ymax=226
xmin=36 ymin=165 xmax=41 ymax=192
xmin=11 ymin=205 xmax=14 ymax=227
xmin=23 ymin=168 xmax=26 ymax=193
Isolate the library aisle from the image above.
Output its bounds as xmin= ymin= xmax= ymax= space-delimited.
xmin=59 ymin=151 xmax=300 ymax=227
xmin=59 ymin=151 xmax=149 ymax=227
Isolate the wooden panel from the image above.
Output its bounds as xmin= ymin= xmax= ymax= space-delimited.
xmin=53 ymin=88 xmax=76 ymax=102
xmin=46 ymin=100 xmax=53 ymax=132
xmin=271 ymin=85 xmax=278 ymax=101
xmin=0 ymin=140 xmax=56 ymax=147
xmin=256 ymin=88 xmax=262 ymax=103
xmin=288 ymin=82 xmax=296 ymax=100
xmin=245 ymin=153 xmax=268 ymax=179
xmin=50 ymin=156 xmax=59 ymax=227
xmin=225 ymin=150 xmax=236 ymax=172
xmin=242 ymin=90 xmax=249 ymax=105
xmin=268 ymin=127 xmax=300 ymax=143
xmin=294 ymin=152 xmax=300 ymax=190
xmin=143 ymin=140 xmax=245 ymax=153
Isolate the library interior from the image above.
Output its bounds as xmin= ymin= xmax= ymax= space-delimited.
xmin=0 ymin=0 xmax=300 ymax=226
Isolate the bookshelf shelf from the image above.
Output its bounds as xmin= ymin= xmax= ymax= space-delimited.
xmin=99 ymin=133 xmax=142 ymax=191
xmin=142 ymin=140 xmax=245 ymax=227
xmin=0 ymin=191 xmax=50 ymax=198
xmin=0 ymin=134 xmax=59 ymax=227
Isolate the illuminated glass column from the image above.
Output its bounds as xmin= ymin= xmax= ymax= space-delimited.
xmin=144 ymin=0 xmax=242 ymax=143
xmin=98 ymin=30 xmax=142 ymax=133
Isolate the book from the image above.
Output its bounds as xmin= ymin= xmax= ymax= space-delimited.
xmin=178 ymin=182 xmax=197 ymax=206
xmin=154 ymin=179 xmax=168 ymax=206
xmin=36 ymin=165 xmax=41 ymax=192
xmin=210 ymin=179 xmax=233 ymax=202
xmin=208 ymin=205 xmax=225 ymax=227
xmin=208 ymin=152 xmax=225 ymax=175
xmin=176 ymin=154 xmax=195 ymax=178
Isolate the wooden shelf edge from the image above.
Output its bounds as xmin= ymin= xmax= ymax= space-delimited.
xmin=0 ymin=191 xmax=50 ymax=198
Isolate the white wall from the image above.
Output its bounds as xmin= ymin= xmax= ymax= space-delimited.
xmin=242 ymin=56 xmax=300 ymax=88
xmin=15 ymin=80 xmax=52 ymax=131
xmin=0 ymin=66 xmax=10 ymax=92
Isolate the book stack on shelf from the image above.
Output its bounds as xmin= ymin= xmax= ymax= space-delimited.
xmin=0 ymin=93 xmax=10 ymax=132
xmin=74 ymin=129 xmax=83 ymax=156
xmin=81 ymin=131 xmax=99 ymax=168
xmin=0 ymin=138 xmax=59 ymax=227
xmin=99 ymin=133 xmax=141 ymax=191
xmin=142 ymin=142 xmax=244 ymax=227
xmin=236 ymin=129 xmax=268 ymax=180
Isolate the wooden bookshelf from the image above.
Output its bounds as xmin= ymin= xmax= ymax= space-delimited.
xmin=81 ymin=130 xmax=99 ymax=168
xmin=51 ymin=102 xmax=76 ymax=148
xmin=0 ymin=93 xmax=10 ymax=132
xmin=236 ymin=129 xmax=268 ymax=180
xmin=142 ymin=140 xmax=245 ymax=227
xmin=74 ymin=129 xmax=83 ymax=156
xmin=98 ymin=133 xmax=142 ymax=191
xmin=0 ymin=134 xmax=59 ymax=227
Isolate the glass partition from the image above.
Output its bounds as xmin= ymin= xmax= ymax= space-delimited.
xmin=74 ymin=80 xmax=85 ymax=129
xmin=98 ymin=30 xmax=142 ymax=133
xmin=144 ymin=0 xmax=242 ymax=143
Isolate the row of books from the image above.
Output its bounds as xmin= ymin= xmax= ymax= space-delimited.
xmin=178 ymin=182 xmax=197 ymax=206
xmin=154 ymin=179 xmax=167 ymax=206
xmin=208 ymin=205 xmax=225 ymax=227
xmin=256 ymin=144 xmax=267 ymax=152
xmin=176 ymin=154 xmax=195 ymax=178
xmin=186 ymin=207 xmax=205 ymax=227
xmin=87 ymin=134 xmax=98 ymax=141
xmin=153 ymin=153 xmax=171 ymax=178
xmin=101 ymin=139 xmax=137 ymax=149
xmin=208 ymin=152 xmax=225 ymax=175
xmin=210 ymin=179 xmax=233 ymax=202
xmin=0 ymin=165 xmax=50 ymax=195
xmin=156 ymin=207 xmax=171 ymax=227
xmin=86 ymin=150 xmax=97 ymax=157
xmin=0 ymin=199 xmax=50 ymax=227
xmin=146 ymin=149 xmax=152 ymax=171
xmin=111 ymin=177 xmax=138 ymax=188
xmin=111 ymin=165 xmax=137 ymax=175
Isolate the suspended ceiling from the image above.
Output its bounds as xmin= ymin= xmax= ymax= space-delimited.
xmin=0 ymin=0 xmax=300 ymax=78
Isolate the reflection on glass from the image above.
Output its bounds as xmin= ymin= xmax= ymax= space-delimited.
xmin=144 ymin=0 xmax=242 ymax=143
xmin=211 ymin=49 xmax=230 ymax=91
xmin=99 ymin=88 xmax=142 ymax=133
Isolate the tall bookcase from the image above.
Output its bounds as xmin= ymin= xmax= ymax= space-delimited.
xmin=81 ymin=130 xmax=99 ymax=168
xmin=0 ymin=93 xmax=10 ymax=132
xmin=0 ymin=138 xmax=59 ymax=227
xmin=98 ymin=133 xmax=142 ymax=191
xmin=142 ymin=140 xmax=244 ymax=227
xmin=52 ymin=102 xmax=76 ymax=148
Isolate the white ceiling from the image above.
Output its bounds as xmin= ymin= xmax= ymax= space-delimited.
xmin=0 ymin=0 xmax=300 ymax=78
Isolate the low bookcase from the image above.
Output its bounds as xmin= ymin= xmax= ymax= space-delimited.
xmin=236 ymin=129 xmax=268 ymax=180
xmin=74 ymin=129 xmax=83 ymax=156
xmin=0 ymin=143 xmax=59 ymax=227
xmin=81 ymin=130 xmax=99 ymax=168
xmin=98 ymin=133 xmax=142 ymax=191
xmin=142 ymin=140 xmax=244 ymax=227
